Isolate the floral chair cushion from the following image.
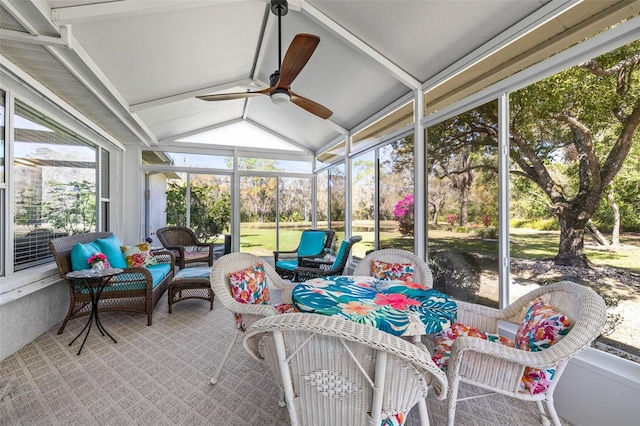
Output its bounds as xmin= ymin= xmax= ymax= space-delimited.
xmin=121 ymin=243 xmax=158 ymax=267
xmin=370 ymin=260 xmax=415 ymax=282
xmin=229 ymin=263 xmax=299 ymax=330
xmin=381 ymin=412 xmax=406 ymax=426
xmin=228 ymin=263 xmax=270 ymax=305
xmin=515 ymin=297 xmax=570 ymax=351
xmin=514 ymin=297 xmax=571 ymax=395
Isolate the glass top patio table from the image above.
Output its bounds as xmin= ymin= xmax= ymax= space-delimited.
xmin=292 ymin=275 xmax=457 ymax=337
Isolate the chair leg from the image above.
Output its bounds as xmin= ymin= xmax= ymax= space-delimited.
xmin=447 ymin=379 xmax=459 ymax=426
xmin=418 ymin=398 xmax=430 ymax=426
xmin=210 ymin=330 xmax=240 ymax=384
xmin=542 ymin=397 xmax=561 ymax=426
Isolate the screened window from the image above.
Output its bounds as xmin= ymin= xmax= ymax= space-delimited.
xmin=13 ymin=101 xmax=97 ymax=270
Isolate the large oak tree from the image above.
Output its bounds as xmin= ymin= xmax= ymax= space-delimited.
xmin=429 ymin=41 xmax=640 ymax=266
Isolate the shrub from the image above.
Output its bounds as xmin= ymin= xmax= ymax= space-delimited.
xmin=393 ymin=194 xmax=414 ymax=236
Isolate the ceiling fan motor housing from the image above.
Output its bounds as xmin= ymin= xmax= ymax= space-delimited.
xmin=271 ymin=0 xmax=288 ymax=16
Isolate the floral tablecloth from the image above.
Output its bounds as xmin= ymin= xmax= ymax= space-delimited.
xmin=292 ymin=275 xmax=458 ymax=337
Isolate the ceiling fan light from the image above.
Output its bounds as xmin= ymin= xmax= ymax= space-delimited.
xmin=271 ymin=91 xmax=291 ymax=105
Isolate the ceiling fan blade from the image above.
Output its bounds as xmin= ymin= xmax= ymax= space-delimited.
xmin=277 ymin=34 xmax=320 ymax=88
xmin=197 ymin=87 xmax=271 ymax=101
xmin=290 ymin=91 xmax=332 ymax=119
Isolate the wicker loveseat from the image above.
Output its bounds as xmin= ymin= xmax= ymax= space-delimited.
xmin=50 ymin=231 xmax=175 ymax=334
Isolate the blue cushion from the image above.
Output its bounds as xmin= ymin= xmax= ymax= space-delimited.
xmin=297 ymin=231 xmax=326 ymax=257
xmin=82 ymin=263 xmax=171 ymax=294
xmin=174 ymin=266 xmax=211 ymax=279
xmin=70 ymin=242 xmax=101 ymax=271
xmin=331 ymin=240 xmax=349 ymax=268
xmin=146 ymin=263 xmax=172 ymax=288
xmin=95 ymin=235 xmax=127 ymax=268
xmin=276 ymin=260 xmax=298 ymax=272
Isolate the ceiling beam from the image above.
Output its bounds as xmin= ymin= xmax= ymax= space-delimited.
xmin=299 ymin=0 xmax=421 ymax=90
xmin=0 ymin=28 xmax=67 ymax=47
xmin=51 ymin=0 xmax=263 ymax=25
xmin=130 ymin=78 xmax=268 ymax=112
xmin=0 ymin=0 xmax=39 ymax=35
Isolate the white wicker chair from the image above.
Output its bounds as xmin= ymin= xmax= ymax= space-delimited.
xmin=443 ymin=280 xmax=606 ymax=426
xmin=244 ymin=313 xmax=448 ymax=426
xmin=353 ymin=248 xmax=433 ymax=288
xmin=208 ymin=252 xmax=297 ymax=387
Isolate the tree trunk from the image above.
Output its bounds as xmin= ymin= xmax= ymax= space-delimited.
xmin=553 ymin=216 xmax=592 ymax=267
xmin=459 ymin=174 xmax=472 ymax=226
xmin=586 ymin=219 xmax=609 ymax=246
xmin=608 ymin=189 xmax=621 ymax=246
xmin=430 ymin=203 xmax=440 ymax=225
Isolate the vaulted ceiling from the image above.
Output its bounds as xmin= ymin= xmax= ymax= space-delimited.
xmin=1 ymin=0 xmax=637 ymax=157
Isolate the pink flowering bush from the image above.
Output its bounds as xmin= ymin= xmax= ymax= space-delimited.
xmin=393 ymin=194 xmax=414 ymax=236
xmin=446 ymin=213 xmax=458 ymax=230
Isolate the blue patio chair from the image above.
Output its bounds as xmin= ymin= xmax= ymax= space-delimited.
xmin=292 ymin=235 xmax=362 ymax=282
xmin=274 ymin=229 xmax=334 ymax=279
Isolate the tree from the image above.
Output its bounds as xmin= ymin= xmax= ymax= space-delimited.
xmin=429 ymin=42 xmax=640 ymax=267
xmin=508 ymin=43 xmax=640 ymax=266
xmin=45 ymin=180 xmax=96 ymax=235
xmin=165 ymin=180 xmax=231 ymax=241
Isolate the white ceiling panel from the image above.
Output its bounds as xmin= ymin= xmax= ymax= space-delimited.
xmin=310 ymin=0 xmax=552 ymax=81
xmin=1 ymin=0 xmax=630 ymax=155
xmin=69 ymin=1 xmax=266 ymax=104
xmin=137 ymin=96 xmax=246 ymax=141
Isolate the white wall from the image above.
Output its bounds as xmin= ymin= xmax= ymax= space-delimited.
xmin=147 ymin=172 xmax=168 ymax=241
xmin=0 ymin=278 xmax=67 ymax=361
xmin=555 ymin=348 xmax=640 ymax=425
xmin=120 ymin=146 xmax=145 ymax=245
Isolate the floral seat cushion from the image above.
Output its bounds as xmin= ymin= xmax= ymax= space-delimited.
xmin=433 ymin=297 xmax=571 ymax=396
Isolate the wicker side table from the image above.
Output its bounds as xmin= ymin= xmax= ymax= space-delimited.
xmin=168 ymin=266 xmax=214 ymax=313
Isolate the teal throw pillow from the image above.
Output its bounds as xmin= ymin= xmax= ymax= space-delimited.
xmin=70 ymin=241 xmax=101 ymax=271
xmin=95 ymin=235 xmax=127 ymax=268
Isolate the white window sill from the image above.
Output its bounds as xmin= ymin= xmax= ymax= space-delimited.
xmin=0 ymin=264 xmax=61 ymax=306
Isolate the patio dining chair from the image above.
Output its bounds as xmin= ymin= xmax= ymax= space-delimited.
xmin=274 ymin=229 xmax=335 ymax=279
xmin=243 ymin=313 xmax=448 ymax=426
xmin=352 ymin=248 xmax=433 ymax=288
xmin=208 ymin=252 xmax=298 ymax=389
xmin=433 ymin=280 xmax=606 ymax=426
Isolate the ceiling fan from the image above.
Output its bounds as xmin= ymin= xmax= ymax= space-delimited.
xmin=197 ymin=0 xmax=332 ymax=119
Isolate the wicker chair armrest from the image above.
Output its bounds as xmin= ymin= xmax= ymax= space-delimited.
xmin=455 ymin=300 xmax=509 ymax=333
xmin=151 ymin=250 xmax=176 ymax=273
xmin=231 ymin=301 xmax=280 ymax=317
xmin=292 ymin=266 xmax=333 ymax=281
xmin=300 ymin=257 xmax=332 ymax=267
xmin=450 ymin=335 xmax=563 ymax=380
xmin=273 ymin=249 xmax=298 ymax=263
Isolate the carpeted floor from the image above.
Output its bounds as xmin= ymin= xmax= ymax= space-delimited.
xmin=0 ymin=294 xmax=568 ymax=425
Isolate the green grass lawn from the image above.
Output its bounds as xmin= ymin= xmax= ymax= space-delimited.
xmin=239 ymin=221 xmax=640 ymax=272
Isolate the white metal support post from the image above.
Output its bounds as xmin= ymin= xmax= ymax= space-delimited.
xmin=498 ymin=93 xmax=510 ymax=308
